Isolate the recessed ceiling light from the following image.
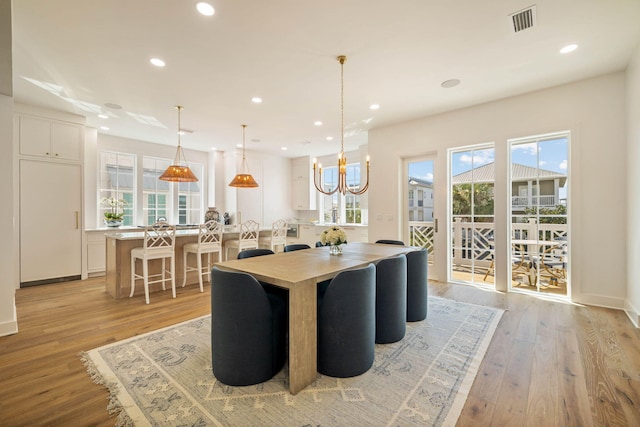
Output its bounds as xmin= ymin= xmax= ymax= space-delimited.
xmin=100 ymin=126 xmax=110 ymax=131
xmin=150 ymin=58 xmax=166 ymax=67
xmin=560 ymin=44 xmax=578 ymax=54
xmin=251 ymin=97 xmax=262 ymax=104
xmin=326 ymin=136 xmax=334 ymax=141
xmin=236 ymin=143 xmax=243 ymax=148
xmin=441 ymin=79 xmax=461 ymax=88
xmin=369 ymin=104 xmax=380 ymax=110
xmin=281 ymin=147 xmax=288 ymax=151
xmin=98 ymin=114 xmax=109 ymax=119
xmin=314 ymin=121 xmax=323 ymax=126
xmin=196 ymin=2 xmax=215 ymax=16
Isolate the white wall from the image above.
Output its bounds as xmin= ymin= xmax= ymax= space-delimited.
xmin=223 ymin=148 xmax=293 ymax=227
xmin=0 ymin=93 xmax=17 ymax=336
xmin=369 ymin=72 xmax=628 ymax=309
xmin=626 ymin=43 xmax=640 ymax=326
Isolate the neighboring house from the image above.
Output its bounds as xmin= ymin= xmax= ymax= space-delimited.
xmin=408 ymin=176 xmax=434 ymax=221
xmin=451 ymin=162 xmax=567 ymax=212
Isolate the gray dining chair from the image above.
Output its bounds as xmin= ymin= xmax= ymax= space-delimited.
xmin=284 ymin=244 xmax=311 ymax=252
xmin=375 ymin=239 xmax=405 ymax=246
xmin=406 ymin=248 xmax=428 ymax=321
xmin=210 ymin=267 xmax=287 ymax=386
xmin=237 ymin=248 xmax=274 ymax=259
xmin=317 ymin=263 xmax=376 ymax=378
xmin=375 ymin=254 xmax=407 ymax=343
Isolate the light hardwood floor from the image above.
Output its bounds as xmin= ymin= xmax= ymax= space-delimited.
xmin=1 ymin=278 xmax=639 ymax=426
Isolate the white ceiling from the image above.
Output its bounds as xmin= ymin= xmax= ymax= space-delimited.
xmin=11 ymin=0 xmax=640 ymax=158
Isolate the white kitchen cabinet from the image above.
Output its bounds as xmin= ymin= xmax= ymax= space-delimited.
xmin=18 ymin=114 xmax=83 ymax=161
xmin=86 ymin=231 xmax=107 ymax=275
xmin=341 ymin=226 xmax=369 ymax=243
xmin=291 ymin=157 xmax=316 ymax=210
xmin=20 ymin=160 xmax=83 ymax=284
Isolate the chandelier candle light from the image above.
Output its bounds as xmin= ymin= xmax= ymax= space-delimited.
xmin=228 ymin=124 xmax=259 ymax=188
xmin=313 ymin=55 xmax=370 ymax=196
xmin=159 ymin=105 xmax=199 ymax=182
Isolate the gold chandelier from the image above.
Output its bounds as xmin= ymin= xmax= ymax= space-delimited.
xmin=159 ymin=105 xmax=199 ymax=182
xmin=228 ymin=124 xmax=259 ymax=188
xmin=313 ymin=55 xmax=370 ymax=196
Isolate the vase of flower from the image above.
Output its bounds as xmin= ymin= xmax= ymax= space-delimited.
xmin=329 ymin=243 xmax=343 ymax=255
xmin=321 ymin=226 xmax=347 ymax=255
xmin=101 ymin=197 xmax=127 ymax=227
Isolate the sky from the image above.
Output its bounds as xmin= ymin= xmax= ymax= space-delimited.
xmin=407 ymin=136 xmax=568 ymax=183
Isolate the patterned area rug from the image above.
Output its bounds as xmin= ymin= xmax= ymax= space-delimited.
xmin=81 ymin=297 xmax=503 ymax=426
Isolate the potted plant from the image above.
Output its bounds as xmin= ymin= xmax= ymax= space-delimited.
xmin=101 ymin=197 xmax=127 ymax=227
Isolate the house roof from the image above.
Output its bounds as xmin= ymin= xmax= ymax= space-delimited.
xmin=452 ymin=162 xmax=567 ymax=186
xmin=408 ymin=176 xmax=433 ymax=187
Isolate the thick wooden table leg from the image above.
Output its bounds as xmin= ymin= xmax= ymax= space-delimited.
xmin=287 ymin=278 xmax=318 ymax=394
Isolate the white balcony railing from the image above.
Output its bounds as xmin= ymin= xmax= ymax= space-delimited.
xmin=512 ymin=195 xmax=557 ymax=208
xmin=408 ymin=219 xmax=568 ymax=269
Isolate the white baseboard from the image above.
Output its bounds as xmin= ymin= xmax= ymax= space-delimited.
xmin=624 ymin=299 xmax=640 ymax=328
xmin=0 ymin=318 xmax=18 ymax=337
xmin=572 ymin=292 xmax=625 ymax=311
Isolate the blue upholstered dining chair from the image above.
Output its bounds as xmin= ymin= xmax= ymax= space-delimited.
xmin=284 ymin=244 xmax=311 ymax=252
xmin=375 ymin=239 xmax=406 ymax=246
xmin=210 ymin=267 xmax=287 ymax=386
xmin=406 ymin=248 xmax=428 ymax=322
xmin=237 ymin=248 xmax=274 ymax=259
xmin=375 ymin=254 xmax=407 ymax=343
xmin=317 ymin=263 xmax=376 ymax=378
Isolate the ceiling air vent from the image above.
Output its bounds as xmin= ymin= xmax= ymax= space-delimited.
xmin=509 ymin=5 xmax=537 ymax=33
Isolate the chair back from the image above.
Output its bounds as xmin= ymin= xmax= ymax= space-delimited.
xmin=284 ymin=244 xmax=311 ymax=252
xmin=406 ymin=248 xmax=428 ymax=321
xmin=376 ymin=239 xmax=405 ymax=246
xmin=375 ymin=254 xmax=407 ymax=343
xmin=143 ymin=221 xmax=175 ymax=250
xmin=271 ymin=219 xmax=288 ymax=240
xmin=318 ymin=263 xmax=376 ymax=377
xmin=238 ymin=249 xmax=274 ymax=259
xmin=199 ymin=220 xmax=224 ymax=248
xmin=239 ymin=220 xmax=260 ymax=243
xmin=210 ymin=267 xmax=286 ymax=385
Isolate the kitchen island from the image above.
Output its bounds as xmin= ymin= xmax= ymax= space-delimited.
xmin=105 ymin=227 xmax=272 ymax=299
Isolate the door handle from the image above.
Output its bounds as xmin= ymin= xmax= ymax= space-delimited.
xmin=75 ymin=211 xmax=79 ymax=229
xmin=434 ymin=218 xmax=438 ymax=233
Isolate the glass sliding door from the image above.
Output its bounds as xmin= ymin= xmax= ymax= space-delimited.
xmin=405 ymin=157 xmax=436 ymax=275
xmin=509 ymin=133 xmax=569 ymax=296
xmin=450 ymin=146 xmax=495 ymax=286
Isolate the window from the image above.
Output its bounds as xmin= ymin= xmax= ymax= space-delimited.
xmin=99 ymin=152 xmax=135 ymax=226
xmin=98 ymin=150 xmax=204 ymax=226
xmin=509 ymin=132 xmax=569 ymax=296
xmin=142 ymin=157 xmax=171 ymax=225
xmin=450 ymin=145 xmax=495 ymax=286
xmin=319 ymin=163 xmax=363 ymax=224
xmin=177 ymin=163 xmax=203 ymax=225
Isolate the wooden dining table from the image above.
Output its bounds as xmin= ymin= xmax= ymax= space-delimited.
xmin=214 ymin=242 xmax=414 ymax=394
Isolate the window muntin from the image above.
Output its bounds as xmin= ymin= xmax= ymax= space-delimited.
xmin=99 ymin=152 xmax=135 ymax=226
xmin=142 ymin=157 xmax=171 ymax=225
xmin=177 ymin=163 xmax=203 ymax=225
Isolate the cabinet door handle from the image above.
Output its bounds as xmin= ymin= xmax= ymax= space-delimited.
xmin=75 ymin=211 xmax=79 ymax=229
xmin=435 ymin=218 xmax=438 ymax=233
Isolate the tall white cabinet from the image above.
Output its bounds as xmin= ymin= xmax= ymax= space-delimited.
xmin=16 ymin=107 xmax=84 ymax=286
